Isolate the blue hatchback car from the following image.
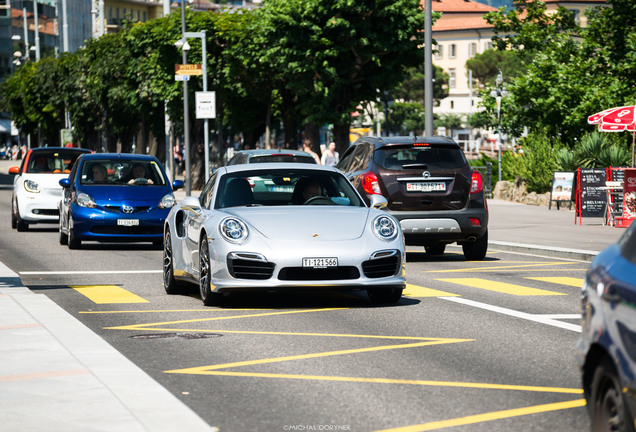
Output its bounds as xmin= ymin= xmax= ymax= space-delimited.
xmin=577 ymin=221 xmax=636 ymax=431
xmin=58 ymin=153 xmax=183 ymax=249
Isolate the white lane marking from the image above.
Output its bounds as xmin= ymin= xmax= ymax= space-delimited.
xmin=19 ymin=270 xmax=161 ymax=275
xmin=440 ymin=297 xmax=582 ymax=333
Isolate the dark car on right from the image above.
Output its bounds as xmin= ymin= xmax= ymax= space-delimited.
xmin=337 ymin=135 xmax=488 ymax=260
xmin=577 ymin=221 xmax=636 ymax=432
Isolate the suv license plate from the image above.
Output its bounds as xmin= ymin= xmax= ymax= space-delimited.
xmin=406 ymin=182 xmax=446 ymax=192
xmin=302 ymin=257 xmax=338 ymax=268
xmin=117 ymin=219 xmax=139 ymax=226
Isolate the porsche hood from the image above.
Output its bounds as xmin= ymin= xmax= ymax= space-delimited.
xmin=224 ymin=207 xmax=373 ymax=241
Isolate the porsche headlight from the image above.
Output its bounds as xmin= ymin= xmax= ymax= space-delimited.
xmin=159 ymin=193 xmax=176 ymax=209
xmin=76 ymin=192 xmax=96 ymax=208
xmin=373 ymin=215 xmax=398 ymax=240
xmin=24 ymin=179 xmax=40 ymax=193
xmin=220 ymin=217 xmax=249 ymax=243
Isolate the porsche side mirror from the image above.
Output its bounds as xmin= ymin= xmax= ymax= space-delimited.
xmin=370 ymin=194 xmax=388 ymax=210
xmin=180 ymin=196 xmax=201 ymax=209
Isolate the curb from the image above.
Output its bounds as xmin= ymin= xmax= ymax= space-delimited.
xmin=489 ymin=240 xmax=598 ymax=262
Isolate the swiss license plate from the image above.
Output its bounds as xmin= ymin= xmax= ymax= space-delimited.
xmin=117 ymin=219 xmax=139 ymax=226
xmin=302 ymin=257 xmax=338 ymax=268
xmin=406 ymin=182 xmax=446 ymax=192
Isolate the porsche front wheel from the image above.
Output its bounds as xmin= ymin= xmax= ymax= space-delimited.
xmin=199 ymin=237 xmax=222 ymax=306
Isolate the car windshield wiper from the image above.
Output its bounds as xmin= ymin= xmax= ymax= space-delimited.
xmin=401 ymin=163 xmax=428 ymax=169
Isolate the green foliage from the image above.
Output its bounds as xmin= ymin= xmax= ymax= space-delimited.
xmin=386 ymin=101 xmax=425 ymax=135
xmin=575 ymin=132 xmax=605 ymax=168
xmin=465 ymin=48 xmax=527 ymax=87
xmin=554 ymin=148 xmax=577 ymax=171
xmin=1 ymin=2 xmax=425 ymax=153
xmin=434 ymin=113 xmax=464 ymax=137
xmin=505 ymin=130 xmax=561 ymax=193
xmin=393 ymin=64 xmax=448 ymax=104
xmin=480 ymin=0 xmax=636 ymax=151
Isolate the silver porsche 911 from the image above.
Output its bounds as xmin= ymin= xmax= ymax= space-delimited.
xmin=163 ymin=163 xmax=405 ymax=306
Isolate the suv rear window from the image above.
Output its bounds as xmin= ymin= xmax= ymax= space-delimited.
xmin=374 ymin=145 xmax=466 ymax=170
xmin=250 ymin=155 xmax=316 ymax=164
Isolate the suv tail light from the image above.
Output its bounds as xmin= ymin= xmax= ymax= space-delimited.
xmin=361 ymin=172 xmax=381 ymax=195
xmin=470 ymin=171 xmax=483 ymax=194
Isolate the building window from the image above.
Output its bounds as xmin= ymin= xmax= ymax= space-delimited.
xmin=449 ymin=44 xmax=456 ymax=59
xmin=468 ymin=42 xmax=477 ymax=58
xmin=435 ymin=45 xmax=443 ymax=59
xmin=449 ymin=68 xmax=456 ymax=89
xmin=484 ymin=41 xmax=492 ymax=51
xmin=0 ymin=0 xmax=9 ymax=17
xmin=569 ymin=9 xmax=580 ymax=25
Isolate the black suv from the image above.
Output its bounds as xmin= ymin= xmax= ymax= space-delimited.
xmin=337 ymin=136 xmax=488 ymax=260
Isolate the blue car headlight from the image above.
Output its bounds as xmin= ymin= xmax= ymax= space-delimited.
xmin=76 ymin=192 xmax=97 ymax=208
xmin=159 ymin=193 xmax=176 ymax=209
xmin=220 ymin=217 xmax=249 ymax=244
xmin=373 ymin=215 xmax=398 ymax=240
xmin=24 ymin=179 xmax=40 ymax=193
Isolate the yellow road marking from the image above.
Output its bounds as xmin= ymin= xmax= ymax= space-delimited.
xmin=81 ymin=308 xmax=267 ymax=314
xmin=425 ymin=262 xmax=580 ymax=273
xmin=168 ymin=338 xmax=471 ymax=373
xmin=526 ymin=277 xmax=584 ymax=287
xmin=165 ymin=370 xmax=583 ymax=395
xmin=376 ymin=399 xmax=586 ymax=431
xmin=403 ymin=284 xmax=459 ymax=298
xmin=437 ymin=278 xmax=565 ymax=296
xmin=104 ymin=308 xmax=347 ymax=330
xmin=71 ymin=285 xmax=148 ymax=304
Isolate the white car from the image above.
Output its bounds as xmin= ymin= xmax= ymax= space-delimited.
xmin=10 ymin=147 xmax=91 ymax=231
xmin=163 ymin=163 xmax=406 ymax=306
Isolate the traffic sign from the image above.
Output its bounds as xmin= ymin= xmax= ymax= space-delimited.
xmin=175 ymin=64 xmax=202 ymax=76
xmin=175 ymin=75 xmax=190 ymax=81
xmin=196 ymin=91 xmax=216 ymax=119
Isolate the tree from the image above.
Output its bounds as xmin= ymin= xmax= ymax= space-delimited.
xmin=435 ymin=113 xmax=464 ymax=139
xmin=465 ymin=48 xmax=527 ymax=87
xmin=482 ymin=0 xmax=636 ymax=149
xmin=253 ymin=0 xmax=426 ymax=155
xmin=393 ymin=64 xmax=449 ymax=105
xmin=387 ymin=102 xmax=426 ymax=135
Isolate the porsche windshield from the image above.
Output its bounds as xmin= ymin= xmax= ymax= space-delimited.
xmin=215 ymin=170 xmax=365 ymax=208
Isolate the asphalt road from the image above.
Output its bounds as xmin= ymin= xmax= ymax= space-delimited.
xmin=0 ymin=169 xmax=590 ymax=431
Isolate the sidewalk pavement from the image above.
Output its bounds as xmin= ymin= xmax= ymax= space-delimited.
xmin=0 ymin=157 xmax=627 ymax=431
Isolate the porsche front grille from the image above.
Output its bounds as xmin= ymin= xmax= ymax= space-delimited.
xmin=362 ymin=253 xmax=401 ymax=278
xmin=228 ymin=258 xmax=275 ymax=280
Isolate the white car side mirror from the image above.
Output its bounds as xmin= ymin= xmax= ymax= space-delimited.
xmin=180 ymin=196 xmax=201 ymax=209
xmin=370 ymin=194 xmax=388 ymax=209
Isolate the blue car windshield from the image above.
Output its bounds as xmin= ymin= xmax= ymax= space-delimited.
xmin=215 ymin=169 xmax=365 ymax=209
xmin=80 ymin=160 xmax=166 ymax=186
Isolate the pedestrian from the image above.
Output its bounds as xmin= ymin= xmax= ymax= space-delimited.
xmin=302 ymin=139 xmax=321 ymax=164
xmin=321 ymin=141 xmax=339 ymax=167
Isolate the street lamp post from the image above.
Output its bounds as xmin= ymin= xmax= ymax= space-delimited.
xmin=490 ymin=70 xmax=508 ymax=183
xmin=184 ymin=31 xmax=210 ymax=182
xmin=178 ymin=1 xmax=191 ymax=196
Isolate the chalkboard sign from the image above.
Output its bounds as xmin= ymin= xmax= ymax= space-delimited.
xmin=578 ymin=168 xmax=607 ymax=218
xmin=609 ymin=167 xmax=628 ymax=209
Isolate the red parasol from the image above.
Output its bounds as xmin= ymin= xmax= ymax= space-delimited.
xmin=587 ymin=105 xmax=636 ymax=167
